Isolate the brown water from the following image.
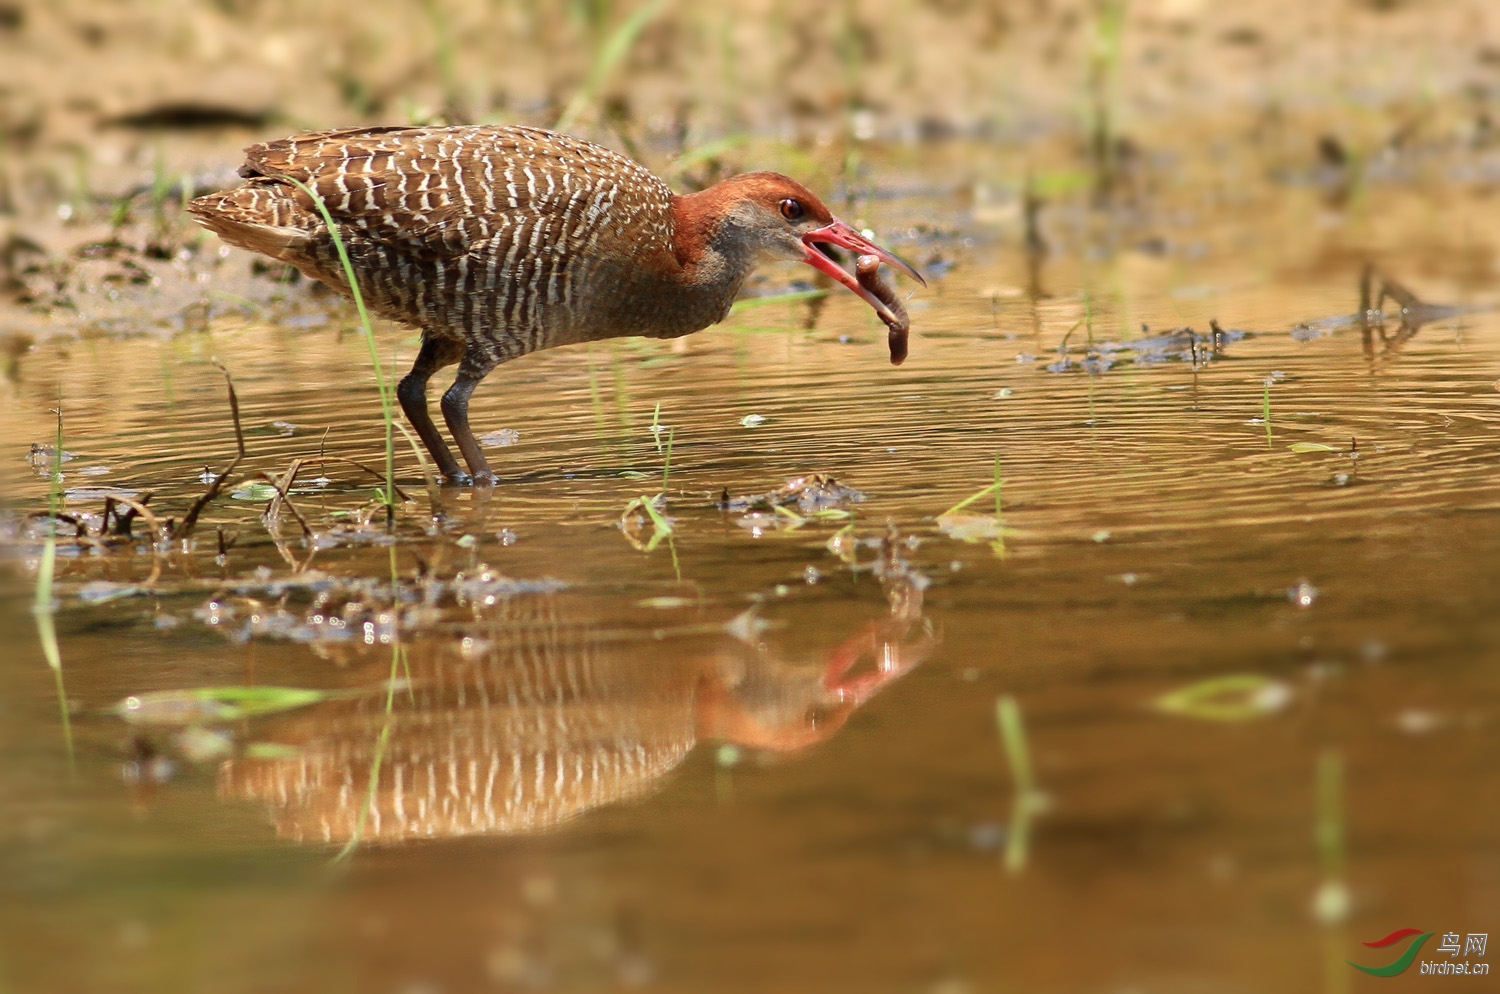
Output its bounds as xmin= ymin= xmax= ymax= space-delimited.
xmin=3 ymin=155 xmax=1500 ymax=994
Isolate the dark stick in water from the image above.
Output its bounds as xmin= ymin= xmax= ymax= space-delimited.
xmin=857 ymin=254 xmax=910 ymax=365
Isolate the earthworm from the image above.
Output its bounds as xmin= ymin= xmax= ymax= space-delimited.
xmin=856 ymin=254 xmax=909 ymax=365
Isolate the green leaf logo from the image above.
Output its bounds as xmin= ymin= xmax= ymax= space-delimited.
xmin=1348 ymin=929 xmax=1434 ymax=977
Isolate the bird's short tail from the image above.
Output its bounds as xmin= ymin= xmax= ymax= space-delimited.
xmin=188 ymin=182 xmax=318 ymax=262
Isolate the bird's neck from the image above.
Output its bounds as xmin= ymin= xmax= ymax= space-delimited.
xmin=660 ymin=190 xmax=758 ymax=329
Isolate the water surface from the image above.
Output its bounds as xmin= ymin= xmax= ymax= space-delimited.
xmin=3 ymin=158 xmax=1499 ymax=993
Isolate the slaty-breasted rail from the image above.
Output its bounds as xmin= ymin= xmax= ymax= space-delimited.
xmin=190 ymin=125 xmax=922 ymax=484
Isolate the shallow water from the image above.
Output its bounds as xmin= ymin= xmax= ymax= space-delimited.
xmin=3 ymin=162 xmax=1500 ymax=993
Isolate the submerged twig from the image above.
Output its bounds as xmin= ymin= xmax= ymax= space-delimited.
xmin=314 ymin=455 xmax=413 ymax=502
xmin=261 ymin=458 xmax=314 ymax=539
xmin=173 ymin=362 xmax=247 ymax=540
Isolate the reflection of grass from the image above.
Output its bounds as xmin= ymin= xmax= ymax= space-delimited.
xmin=33 ymin=405 xmax=74 ymax=770
xmin=1262 ymin=376 xmax=1274 ymax=450
xmin=284 ymin=177 xmax=398 ymax=522
xmin=333 ymin=653 xmax=402 ymax=864
xmin=1313 ymin=750 xmax=1348 ymax=923
xmin=334 ymin=547 xmax=410 ymax=862
xmin=1316 ymin=749 xmax=1351 ymax=994
xmin=661 ymin=426 xmax=674 ymax=492
xmin=623 ymin=494 xmax=673 ymax=543
xmin=996 ymin=695 xmax=1045 ymax=874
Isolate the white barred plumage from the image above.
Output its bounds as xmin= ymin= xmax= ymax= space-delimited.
xmin=190 ymin=124 xmax=922 ymax=484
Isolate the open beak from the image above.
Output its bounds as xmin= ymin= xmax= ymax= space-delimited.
xmin=800 ymin=220 xmax=924 ymax=325
xmin=819 ymin=619 xmax=929 ymax=708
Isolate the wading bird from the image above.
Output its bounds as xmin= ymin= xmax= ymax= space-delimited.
xmin=190 ymin=125 xmax=922 ymax=484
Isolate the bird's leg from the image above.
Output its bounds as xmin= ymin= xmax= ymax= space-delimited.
xmin=440 ymin=351 xmax=502 ymax=485
xmin=397 ymin=334 xmax=469 ymax=483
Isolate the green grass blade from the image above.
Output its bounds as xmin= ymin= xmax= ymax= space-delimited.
xmin=941 ymin=457 xmax=1005 ymax=519
xmin=639 ymin=493 xmax=673 ymax=535
xmin=282 ymin=177 xmax=397 ymax=519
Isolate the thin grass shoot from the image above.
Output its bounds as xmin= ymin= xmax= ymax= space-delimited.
xmin=283 ymin=177 xmax=398 ymax=522
xmin=939 ymin=455 xmax=1004 ymax=519
xmin=33 ymin=404 xmax=73 ymax=770
xmin=1262 ymin=376 xmax=1274 ymax=449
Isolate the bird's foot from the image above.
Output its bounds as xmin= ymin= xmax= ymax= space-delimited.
xmin=440 ymin=470 xmax=498 ymax=487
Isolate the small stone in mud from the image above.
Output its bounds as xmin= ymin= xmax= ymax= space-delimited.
xmin=856 ymin=254 xmax=909 ymax=365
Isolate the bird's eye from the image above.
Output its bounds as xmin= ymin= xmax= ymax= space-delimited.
xmin=778 ymin=198 xmax=804 ymax=222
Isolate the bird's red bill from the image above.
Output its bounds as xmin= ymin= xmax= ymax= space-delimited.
xmin=800 ymin=220 xmax=922 ymax=365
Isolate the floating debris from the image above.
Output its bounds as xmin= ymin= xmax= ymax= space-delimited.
xmin=113 ymin=685 xmax=339 ymax=727
xmin=1288 ymin=579 xmax=1318 ymax=608
xmin=636 ymin=596 xmax=695 ymax=609
xmin=176 ymin=725 xmax=235 ymax=762
xmin=936 ymin=513 xmax=1005 ymax=543
xmin=722 ymin=474 xmax=866 ymax=515
xmin=76 ymin=580 xmax=143 ymax=604
xmin=63 ymin=486 xmax=141 ymax=502
xmin=1045 ymin=321 xmax=1250 ymax=375
xmin=1395 ymin=710 xmax=1448 ymax=735
xmin=479 ymin=428 xmax=521 ymax=447
xmin=28 ymin=444 xmax=78 ymax=471
xmin=1153 ymin=674 xmax=1293 ymax=722
xmin=453 ymin=570 xmax=568 ymax=605
xmin=230 ymin=482 xmax=279 ymax=501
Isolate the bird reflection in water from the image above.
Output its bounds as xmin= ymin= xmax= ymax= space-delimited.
xmin=220 ymin=568 xmax=932 ymax=845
